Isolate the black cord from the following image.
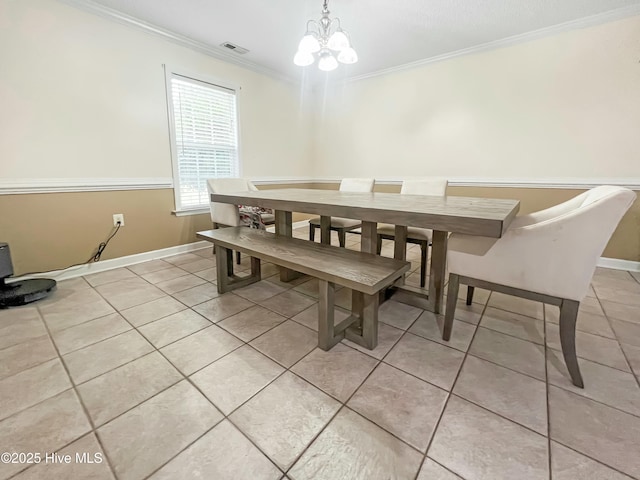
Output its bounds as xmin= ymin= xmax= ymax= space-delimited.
xmin=16 ymin=223 xmax=122 ymax=277
xmin=90 ymin=223 xmax=121 ymax=262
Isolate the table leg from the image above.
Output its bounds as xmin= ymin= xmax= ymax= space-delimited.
xmin=320 ymin=215 xmax=331 ymax=245
xmin=429 ymin=230 xmax=448 ymax=314
xmin=393 ymin=225 xmax=408 ymax=286
xmin=275 ymin=210 xmax=301 ymax=282
xmin=360 ymin=221 xmax=377 ymax=254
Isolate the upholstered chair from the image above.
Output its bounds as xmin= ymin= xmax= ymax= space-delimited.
xmin=376 ymin=178 xmax=448 ymax=287
xmin=308 ymin=178 xmax=375 ymax=247
xmin=444 ymin=186 xmax=636 ymax=388
xmin=207 ymin=178 xmax=274 ymax=263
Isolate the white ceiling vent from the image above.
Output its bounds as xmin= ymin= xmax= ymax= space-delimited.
xmin=220 ymin=42 xmax=249 ymax=54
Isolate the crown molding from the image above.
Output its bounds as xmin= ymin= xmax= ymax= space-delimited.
xmin=347 ymin=4 xmax=640 ymax=83
xmin=0 ymin=178 xmax=173 ymax=195
xmin=58 ymin=1 xmax=640 ymax=87
xmin=57 ymin=0 xmax=296 ymax=84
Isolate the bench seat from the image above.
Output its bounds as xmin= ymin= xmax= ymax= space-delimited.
xmin=196 ymin=227 xmax=410 ymax=350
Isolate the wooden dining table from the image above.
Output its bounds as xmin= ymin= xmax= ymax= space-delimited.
xmin=209 ymin=188 xmax=520 ymax=313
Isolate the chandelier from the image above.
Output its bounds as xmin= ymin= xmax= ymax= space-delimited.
xmin=293 ymin=0 xmax=358 ymax=72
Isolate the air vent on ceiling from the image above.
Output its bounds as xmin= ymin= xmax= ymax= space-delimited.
xmin=220 ymin=42 xmax=249 ymax=55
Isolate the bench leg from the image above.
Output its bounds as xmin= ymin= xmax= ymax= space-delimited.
xmin=215 ymin=245 xmax=261 ymax=294
xmin=318 ymin=280 xmax=342 ymax=350
xmin=361 ymin=292 xmax=379 ymax=349
xmin=345 ymin=291 xmax=379 ymax=350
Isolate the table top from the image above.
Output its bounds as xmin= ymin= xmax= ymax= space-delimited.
xmin=210 ymin=188 xmax=520 ymax=237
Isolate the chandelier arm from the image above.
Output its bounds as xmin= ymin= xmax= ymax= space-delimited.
xmin=305 ymin=19 xmax=320 ymax=34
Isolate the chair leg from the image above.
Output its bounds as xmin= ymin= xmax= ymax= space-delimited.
xmin=559 ymin=299 xmax=584 ymax=388
xmin=420 ymin=242 xmax=427 ymax=288
xmin=338 ymin=229 xmax=346 ymax=248
xmin=443 ymin=273 xmax=460 ymax=341
xmin=466 ymin=286 xmax=475 ymax=305
xmin=236 ymin=251 xmax=241 ymax=265
xmin=376 ymin=235 xmax=382 ymax=255
xmin=309 ymin=224 xmax=315 ymax=242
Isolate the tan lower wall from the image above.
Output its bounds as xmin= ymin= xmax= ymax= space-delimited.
xmin=0 ymin=183 xmax=313 ymax=275
xmin=1 ymin=183 xmax=638 ymax=274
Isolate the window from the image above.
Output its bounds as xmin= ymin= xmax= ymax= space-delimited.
xmin=167 ymin=71 xmax=240 ymax=212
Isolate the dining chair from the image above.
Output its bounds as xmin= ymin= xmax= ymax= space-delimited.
xmin=308 ymin=178 xmax=375 ymax=247
xmin=207 ymin=178 xmax=274 ymax=264
xmin=376 ymin=178 xmax=448 ymax=288
xmin=444 ymin=185 xmax=636 ymax=388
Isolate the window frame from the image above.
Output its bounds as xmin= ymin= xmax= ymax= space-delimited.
xmin=164 ymin=65 xmax=243 ymax=215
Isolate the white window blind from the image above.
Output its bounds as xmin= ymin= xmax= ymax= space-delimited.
xmin=169 ymin=74 xmax=239 ymax=210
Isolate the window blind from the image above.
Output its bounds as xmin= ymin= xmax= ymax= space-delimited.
xmin=170 ymin=75 xmax=239 ymax=210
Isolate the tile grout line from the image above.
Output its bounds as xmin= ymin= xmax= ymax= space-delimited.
xmin=4 ymin=260 xmax=638 ymax=479
xmin=280 ymin=327 xmax=406 ymax=475
xmin=410 ymin=290 xmax=493 ymax=480
xmin=90 ymin=261 xmax=350 ymax=478
xmin=592 ymin=286 xmax=640 ymax=391
xmin=20 ymin=304 xmax=121 ymax=480
xmin=544 ymin=298 xmax=553 ymax=480
xmin=90 ymin=277 xmax=289 ymax=479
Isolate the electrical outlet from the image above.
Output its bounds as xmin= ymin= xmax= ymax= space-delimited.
xmin=113 ymin=214 xmax=125 ymax=227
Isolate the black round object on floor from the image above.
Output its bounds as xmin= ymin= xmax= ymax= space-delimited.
xmin=0 ymin=278 xmax=57 ymax=308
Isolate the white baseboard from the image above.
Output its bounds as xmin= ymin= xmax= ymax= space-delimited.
xmin=12 ymin=241 xmax=211 ymax=283
xmin=597 ymin=257 xmax=640 ymax=273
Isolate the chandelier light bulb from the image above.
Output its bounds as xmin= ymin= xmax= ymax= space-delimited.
xmin=318 ymin=50 xmax=338 ymax=71
xmin=337 ymin=46 xmax=358 ymax=64
xmin=293 ymin=0 xmax=357 ymax=71
xmin=293 ymin=50 xmax=315 ymax=66
xmin=298 ymin=34 xmax=321 ymax=54
xmin=327 ymin=30 xmax=350 ymax=51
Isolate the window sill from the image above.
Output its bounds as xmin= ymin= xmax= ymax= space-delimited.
xmin=172 ymin=208 xmax=209 ymax=217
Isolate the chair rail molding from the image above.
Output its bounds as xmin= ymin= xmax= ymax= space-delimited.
xmin=0 ymin=178 xmax=174 ymax=195
xmin=3 ymin=177 xmax=639 ymax=194
xmin=251 ymin=177 xmax=640 ymax=190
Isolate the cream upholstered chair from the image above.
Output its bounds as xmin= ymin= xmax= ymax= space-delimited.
xmin=444 ymin=186 xmax=636 ymax=388
xmin=376 ymin=178 xmax=448 ymax=287
xmin=207 ymin=178 xmax=274 ymax=263
xmin=309 ymin=178 xmax=375 ymax=247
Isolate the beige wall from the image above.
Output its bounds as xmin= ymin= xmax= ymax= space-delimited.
xmin=312 ymin=15 xmax=640 ymax=181
xmin=0 ymin=0 xmax=314 ymax=180
xmin=0 ymin=0 xmax=314 ymax=274
xmin=1 ymin=0 xmax=638 ymax=273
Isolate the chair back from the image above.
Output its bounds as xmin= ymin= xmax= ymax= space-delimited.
xmin=401 ymin=178 xmax=448 ymax=196
xmin=561 ymin=186 xmax=636 ymax=295
xmin=339 ymin=178 xmax=375 ymax=192
xmin=449 ymin=185 xmax=636 ymax=301
xmin=207 ymin=178 xmax=252 ymax=227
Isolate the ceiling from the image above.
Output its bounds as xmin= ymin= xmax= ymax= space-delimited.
xmin=82 ymin=0 xmax=640 ymax=81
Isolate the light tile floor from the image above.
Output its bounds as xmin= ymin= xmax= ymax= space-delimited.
xmin=1 ymin=228 xmax=640 ymax=480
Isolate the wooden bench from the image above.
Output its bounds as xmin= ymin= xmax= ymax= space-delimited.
xmin=196 ymin=227 xmax=410 ymax=351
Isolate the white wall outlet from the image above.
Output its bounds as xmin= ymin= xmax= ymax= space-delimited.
xmin=113 ymin=214 xmax=125 ymax=227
